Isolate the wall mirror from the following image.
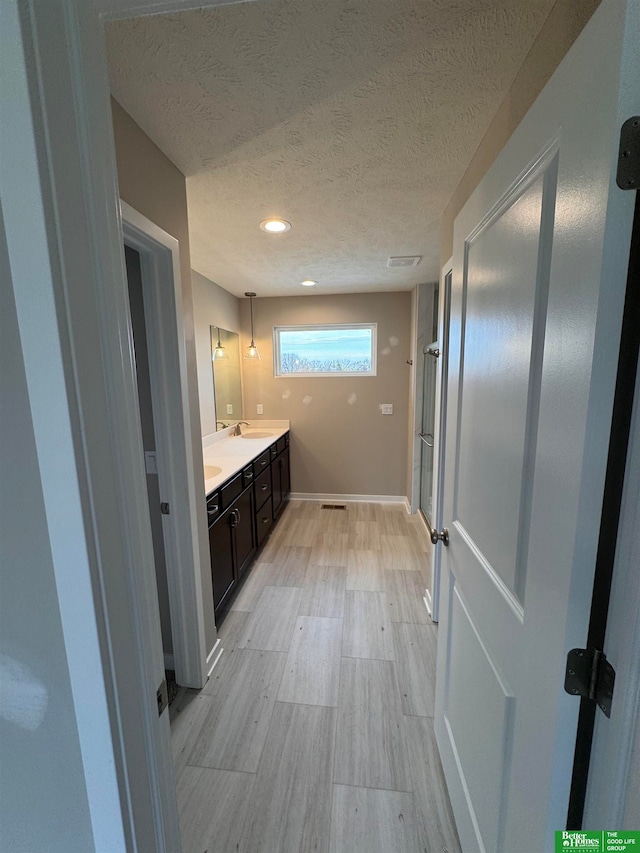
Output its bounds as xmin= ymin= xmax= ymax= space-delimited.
xmin=211 ymin=326 xmax=243 ymax=428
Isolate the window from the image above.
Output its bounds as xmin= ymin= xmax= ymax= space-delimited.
xmin=274 ymin=324 xmax=377 ymax=377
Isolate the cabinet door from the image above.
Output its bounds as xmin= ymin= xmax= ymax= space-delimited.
xmin=273 ymin=448 xmax=290 ymax=516
xmin=234 ymin=486 xmax=255 ymax=577
xmin=272 ymin=455 xmax=283 ymax=516
xmin=209 ymin=506 xmax=235 ymax=611
xmin=281 ymin=447 xmax=290 ymax=498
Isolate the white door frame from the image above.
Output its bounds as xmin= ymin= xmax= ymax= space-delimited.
xmin=583 ymin=298 xmax=640 ymax=829
xmin=427 ymin=258 xmax=452 ymax=623
xmin=1 ymin=1 xmax=186 ymax=848
xmin=122 ymin=203 xmax=208 ymax=689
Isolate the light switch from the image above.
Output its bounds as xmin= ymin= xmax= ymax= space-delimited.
xmin=257 ymin=404 xmax=264 ymax=414
xmin=381 ymin=403 xmax=393 ymax=415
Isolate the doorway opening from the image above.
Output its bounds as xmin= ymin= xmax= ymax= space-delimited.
xmin=121 ymin=202 xmax=210 ymax=690
xmin=125 ymin=245 xmax=174 ymax=674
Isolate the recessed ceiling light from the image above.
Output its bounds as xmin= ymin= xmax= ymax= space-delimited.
xmin=300 ymin=279 xmax=317 ymax=287
xmin=260 ymin=218 xmax=291 ymax=233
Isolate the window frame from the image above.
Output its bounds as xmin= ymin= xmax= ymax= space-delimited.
xmin=273 ymin=323 xmax=378 ymax=378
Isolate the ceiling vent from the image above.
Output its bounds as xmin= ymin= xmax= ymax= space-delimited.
xmin=387 ymin=256 xmax=422 ymax=268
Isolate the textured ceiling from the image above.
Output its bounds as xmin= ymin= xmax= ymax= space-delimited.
xmin=106 ymin=0 xmax=555 ymax=296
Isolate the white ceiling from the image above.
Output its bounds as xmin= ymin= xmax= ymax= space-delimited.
xmin=105 ymin=0 xmax=555 ymax=297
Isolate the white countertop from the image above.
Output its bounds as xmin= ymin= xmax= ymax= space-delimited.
xmin=202 ymin=421 xmax=290 ymax=495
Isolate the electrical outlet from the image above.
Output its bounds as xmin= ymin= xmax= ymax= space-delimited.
xmin=257 ymin=404 xmax=263 ymax=415
xmin=381 ymin=403 xmax=393 ymax=415
xmin=226 ymin=403 xmax=233 ymax=415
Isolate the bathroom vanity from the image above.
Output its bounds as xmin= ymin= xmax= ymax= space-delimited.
xmin=203 ymin=424 xmax=290 ymax=615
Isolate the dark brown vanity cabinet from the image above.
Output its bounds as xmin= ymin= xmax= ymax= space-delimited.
xmin=207 ymin=480 xmax=255 ymax=615
xmin=207 ymin=432 xmax=290 ymax=615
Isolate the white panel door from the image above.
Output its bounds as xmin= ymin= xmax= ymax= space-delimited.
xmin=434 ymin=2 xmax=639 ymax=852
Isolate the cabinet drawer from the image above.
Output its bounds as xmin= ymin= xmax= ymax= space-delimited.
xmin=253 ymin=449 xmax=271 ymax=475
xmin=255 ymin=497 xmax=273 ymax=547
xmin=254 ymin=466 xmax=272 ymax=510
xmin=276 ymin=436 xmax=287 ymax=456
xmin=220 ymin=472 xmax=243 ymax=510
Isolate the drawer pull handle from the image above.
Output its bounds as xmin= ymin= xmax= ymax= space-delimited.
xmin=261 ymin=484 xmax=268 ymax=491
xmin=260 ymin=460 xmax=267 ymax=467
xmin=262 ymin=517 xmax=270 ymax=524
xmin=245 ymin=472 xmax=253 ymax=479
xmin=207 ymin=505 xmax=219 ymax=515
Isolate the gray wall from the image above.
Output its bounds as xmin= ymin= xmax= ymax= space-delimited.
xmin=0 ymin=207 xmax=94 ymax=852
xmin=240 ymin=292 xmax=412 ymax=497
xmin=441 ymin=0 xmax=600 ymax=263
xmin=111 ymin=99 xmax=216 ymax=657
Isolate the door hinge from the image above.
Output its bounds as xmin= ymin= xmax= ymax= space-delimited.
xmin=564 ymin=648 xmax=615 ymax=718
xmin=156 ymin=678 xmax=168 ymax=716
xmin=160 ymin=502 xmax=170 ymax=515
xmin=616 ymin=116 xmax=639 ymax=190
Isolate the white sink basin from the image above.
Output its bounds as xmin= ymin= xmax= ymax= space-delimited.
xmin=240 ymin=431 xmax=275 ymax=439
xmin=204 ymin=464 xmax=222 ymax=477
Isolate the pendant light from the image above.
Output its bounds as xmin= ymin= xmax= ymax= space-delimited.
xmin=244 ymin=292 xmax=261 ymax=360
xmin=212 ymin=327 xmax=229 ymax=361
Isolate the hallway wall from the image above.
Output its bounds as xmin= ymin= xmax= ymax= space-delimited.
xmin=111 ymin=99 xmax=217 ymax=657
xmin=441 ymin=0 xmax=601 ymax=263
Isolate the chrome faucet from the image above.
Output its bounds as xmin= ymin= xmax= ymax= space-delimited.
xmin=235 ymin=421 xmax=250 ymax=435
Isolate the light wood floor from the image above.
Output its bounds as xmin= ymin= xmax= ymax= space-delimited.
xmin=171 ymin=500 xmax=461 ymax=853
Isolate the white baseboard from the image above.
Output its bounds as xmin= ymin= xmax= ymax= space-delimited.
xmin=290 ymin=492 xmax=407 ymax=504
xmin=415 ymin=510 xmax=430 ymax=534
xmin=206 ymin=639 xmax=223 ymax=678
xmin=404 ymin=497 xmax=412 ymax=514
xmin=163 ymin=653 xmax=175 ymax=671
xmin=423 ymin=592 xmax=432 ymax=617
